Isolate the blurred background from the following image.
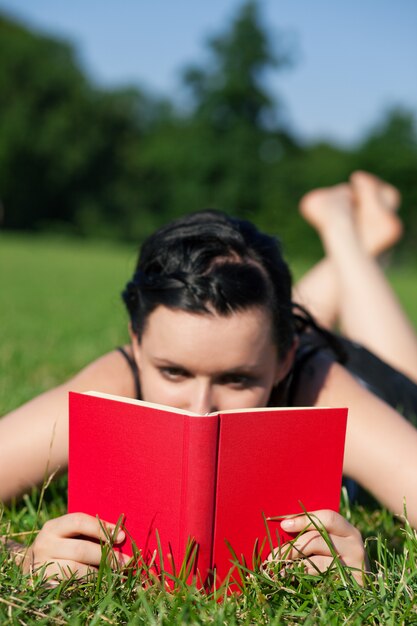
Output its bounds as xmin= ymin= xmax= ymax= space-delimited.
xmin=0 ymin=0 xmax=416 ymax=260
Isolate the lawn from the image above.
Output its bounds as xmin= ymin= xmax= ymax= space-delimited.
xmin=0 ymin=233 xmax=134 ymax=413
xmin=1 ymin=233 xmax=417 ymax=624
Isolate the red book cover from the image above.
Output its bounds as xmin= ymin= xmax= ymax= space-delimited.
xmin=68 ymin=391 xmax=347 ymax=584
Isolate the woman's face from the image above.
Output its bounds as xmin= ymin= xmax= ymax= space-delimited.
xmin=131 ymin=305 xmax=295 ymax=414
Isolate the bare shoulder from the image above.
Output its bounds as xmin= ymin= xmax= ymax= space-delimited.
xmin=69 ymin=346 xmax=136 ymax=397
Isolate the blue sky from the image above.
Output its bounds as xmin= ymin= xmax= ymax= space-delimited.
xmin=1 ymin=0 xmax=416 ymax=146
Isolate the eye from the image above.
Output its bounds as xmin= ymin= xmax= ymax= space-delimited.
xmin=219 ymin=374 xmax=254 ymax=389
xmin=159 ymin=366 xmax=189 ymax=381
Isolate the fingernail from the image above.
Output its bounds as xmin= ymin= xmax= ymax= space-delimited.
xmin=116 ymin=530 xmax=125 ymax=541
xmin=281 ymin=518 xmax=295 ymax=529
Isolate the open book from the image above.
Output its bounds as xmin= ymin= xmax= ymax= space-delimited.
xmin=68 ymin=391 xmax=347 ymax=583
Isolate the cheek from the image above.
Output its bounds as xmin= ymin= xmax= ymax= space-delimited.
xmin=250 ymin=386 xmax=274 ymax=407
xmin=255 ymin=372 xmax=279 ymax=406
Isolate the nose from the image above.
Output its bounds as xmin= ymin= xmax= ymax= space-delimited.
xmin=188 ymin=380 xmax=217 ymax=415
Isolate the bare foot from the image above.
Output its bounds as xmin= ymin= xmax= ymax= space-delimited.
xmin=350 ymin=171 xmax=403 ymax=255
xmin=299 ymin=183 xmax=357 ymax=240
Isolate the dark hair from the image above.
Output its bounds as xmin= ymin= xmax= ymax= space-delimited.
xmin=122 ymin=210 xmax=296 ymax=355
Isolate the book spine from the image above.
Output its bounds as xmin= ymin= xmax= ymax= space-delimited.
xmin=179 ymin=415 xmax=219 ymax=579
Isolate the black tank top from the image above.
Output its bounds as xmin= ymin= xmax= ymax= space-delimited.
xmin=117 ymin=346 xmax=141 ymax=400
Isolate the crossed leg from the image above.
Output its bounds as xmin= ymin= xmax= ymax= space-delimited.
xmin=293 ymin=171 xmax=417 ymax=384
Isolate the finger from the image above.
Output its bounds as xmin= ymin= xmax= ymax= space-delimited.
xmin=270 ymin=533 xmax=365 ymax=575
xmin=267 ymin=533 xmax=329 ymax=562
xmin=40 ymin=560 xmax=99 ymax=581
xmin=108 ymin=550 xmax=132 ymax=569
xmin=265 ymin=554 xmax=365 ymax=587
xmin=299 ymin=555 xmax=365 ymax=585
xmin=262 ymin=554 xmax=334 ymax=578
xmin=294 ymin=532 xmax=365 ymax=562
xmin=41 ymin=513 xmax=125 ymax=543
xmin=280 ymin=509 xmax=359 ymax=538
xmin=278 ymin=532 xmax=331 ymax=561
xmin=299 ymin=555 xmax=334 ymax=575
xmin=280 ymin=533 xmax=353 ymax=560
xmin=34 ymin=535 xmax=132 ymax=569
xmin=47 ymin=537 xmax=110 ymax=567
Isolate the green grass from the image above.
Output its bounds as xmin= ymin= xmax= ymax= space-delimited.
xmin=2 ymin=488 xmax=417 ymax=625
xmin=1 ymin=233 xmax=417 ymax=624
xmin=0 ymin=233 xmax=137 ymax=413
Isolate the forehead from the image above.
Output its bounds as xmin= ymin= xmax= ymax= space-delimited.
xmin=141 ymin=305 xmax=278 ymax=372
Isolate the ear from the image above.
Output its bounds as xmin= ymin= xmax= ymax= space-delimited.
xmin=274 ymin=336 xmax=299 ymax=386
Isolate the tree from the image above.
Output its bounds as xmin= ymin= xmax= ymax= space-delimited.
xmin=149 ymin=0 xmax=298 ymax=220
xmin=183 ymin=1 xmax=290 ymax=129
xmin=0 ymin=4 xmax=301 ymax=241
xmin=3 ymin=6 xmax=414 ymax=258
xmin=0 ymin=14 xmax=87 ymax=228
xmin=0 ymin=13 xmax=159 ymax=237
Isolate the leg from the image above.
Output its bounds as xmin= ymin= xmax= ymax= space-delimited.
xmin=293 ymin=172 xmax=402 ymax=329
xmin=295 ymin=174 xmax=417 ymax=383
xmin=293 ymin=258 xmax=340 ymax=330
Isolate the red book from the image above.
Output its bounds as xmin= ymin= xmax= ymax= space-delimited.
xmin=68 ymin=391 xmax=347 ymax=584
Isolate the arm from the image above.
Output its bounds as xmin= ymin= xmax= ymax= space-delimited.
xmin=0 ymin=349 xmax=136 ymax=502
xmin=298 ymin=356 xmax=417 ymax=527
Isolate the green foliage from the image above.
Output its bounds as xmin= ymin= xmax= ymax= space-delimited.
xmin=3 ymin=483 xmax=417 ymax=624
xmin=258 ymin=141 xmax=355 ymax=259
xmin=0 ymin=3 xmax=416 ymax=259
xmin=176 ymin=0 xmax=296 ymax=220
xmin=0 ymin=14 xmax=88 ymax=228
xmin=0 ymin=13 xmax=161 ymax=237
xmin=134 ymin=0 xmax=297 ymax=230
xmin=183 ymin=0 xmax=289 ymax=129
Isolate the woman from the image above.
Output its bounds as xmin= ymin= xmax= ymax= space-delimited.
xmin=2 ymin=172 xmax=416 ymax=582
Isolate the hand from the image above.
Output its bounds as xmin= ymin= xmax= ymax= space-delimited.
xmin=21 ymin=512 xmax=130 ymax=581
xmin=266 ymin=509 xmax=367 ymax=586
